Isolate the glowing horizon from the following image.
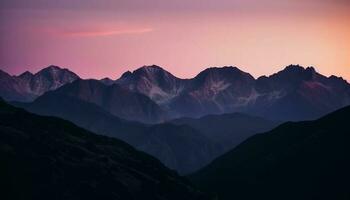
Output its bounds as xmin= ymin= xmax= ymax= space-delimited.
xmin=1 ymin=0 xmax=349 ymax=80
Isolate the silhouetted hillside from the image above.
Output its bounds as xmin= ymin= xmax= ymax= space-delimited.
xmin=0 ymin=100 xmax=210 ymax=200
xmin=190 ymin=105 xmax=350 ymax=200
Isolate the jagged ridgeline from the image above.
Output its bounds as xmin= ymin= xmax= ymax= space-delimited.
xmin=2 ymin=65 xmax=350 ymax=123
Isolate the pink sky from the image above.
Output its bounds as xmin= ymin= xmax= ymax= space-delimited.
xmin=0 ymin=0 xmax=349 ymax=80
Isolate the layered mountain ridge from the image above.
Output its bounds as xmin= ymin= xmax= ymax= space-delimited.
xmin=1 ymin=64 xmax=349 ymax=199
xmin=109 ymin=64 xmax=350 ymax=121
xmin=14 ymin=92 xmax=223 ymax=174
xmin=1 ymin=64 xmax=350 ymax=122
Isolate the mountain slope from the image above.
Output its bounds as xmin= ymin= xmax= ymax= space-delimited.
xmin=170 ymin=113 xmax=280 ymax=152
xmin=169 ymin=66 xmax=255 ymax=118
xmin=253 ymin=65 xmax=350 ymax=120
xmin=19 ymin=65 xmax=80 ymax=96
xmin=0 ymin=69 xmax=31 ymax=101
xmin=140 ymin=123 xmax=223 ymax=174
xmin=116 ymin=65 xmax=188 ymax=105
xmin=189 ymin=105 xmax=350 ymax=200
xmin=0 ymin=66 xmax=79 ymax=102
xmin=15 ymin=94 xmax=222 ymax=174
xmin=14 ymin=93 xmax=147 ymax=145
xmin=0 ymin=100 xmax=210 ymax=200
xmin=46 ymin=79 xmax=166 ymax=123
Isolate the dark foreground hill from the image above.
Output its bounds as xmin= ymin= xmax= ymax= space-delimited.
xmin=189 ymin=106 xmax=350 ymax=200
xmin=0 ymin=100 xmax=210 ymax=200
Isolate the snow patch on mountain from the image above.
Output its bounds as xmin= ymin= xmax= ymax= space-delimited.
xmin=149 ymin=86 xmax=185 ymax=104
xmin=0 ymin=65 xmax=79 ymax=102
xmin=236 ymin=89 xmax=261 ymax=106
xmin=209 ymin=80 xmax=231 ymax=95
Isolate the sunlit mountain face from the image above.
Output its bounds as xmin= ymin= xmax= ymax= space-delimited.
xmin=1 ymin=1 xmax=350 ymax=200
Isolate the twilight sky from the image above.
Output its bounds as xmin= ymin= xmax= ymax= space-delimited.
xmin=0 ymin=0 xmax=349 ymax=80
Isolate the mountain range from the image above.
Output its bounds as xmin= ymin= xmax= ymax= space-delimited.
xmin=0 ymin=65 xmax=79 ymax=102
xmin=2 ymin=64 xmax=350 ymax=174
xmin=189 ymin=105 xmax=350 ymax=200
xmin=2 ymin=64 xmax=349 ymax=123
xmin=0 ymin=99 xmax=211 ymax=200
xmin=110 ymin=64 xmax=350 ymax=122
xmin=1 ymin=64 xmax=350 ymax=199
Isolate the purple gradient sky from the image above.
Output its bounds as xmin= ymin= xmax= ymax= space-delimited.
xmin=0 ymin=0 xmax=349 ymax=80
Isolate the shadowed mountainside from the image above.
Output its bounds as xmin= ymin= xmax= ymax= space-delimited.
xmin=14 ymin=94 xmax=223 ymax=175
xmin=0 ymin=99 xmax=211 ymax=200
xmin=189 ymin=105 xmax=350 ymax=200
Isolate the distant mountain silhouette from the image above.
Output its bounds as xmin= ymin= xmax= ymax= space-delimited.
xmin=0 ymin=100 xmax=211 ymax=200
xmin=189 ymin=105 xmax=350 ymax=200
xmin=99 ymin=77 xmax=115 ymax=85
xmin=2 ymin=64 xmax=350 ymax=122
xmin=113 ymin=64 xmax=350 ymax=121
xmin=170 ymin=113 xmax=280 ymax=152
xmin=15 ymin=94 xmax=222 ymax=174
xmin=254 ymin=65 xmax=350 ymax=120
xmin=0 ymin=65 xmax=79 ymax=102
